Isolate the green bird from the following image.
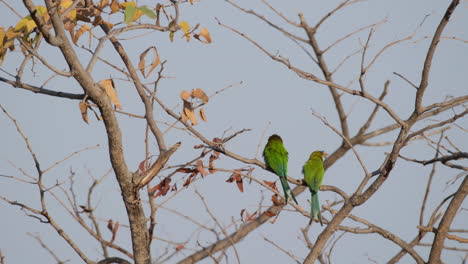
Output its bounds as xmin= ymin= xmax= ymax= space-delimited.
xmin=263 ymin=134 xmax=298 ymax=204
xmin=303 ymin=151 xmax=327 ymax=225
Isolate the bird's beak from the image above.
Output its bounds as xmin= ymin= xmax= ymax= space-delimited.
xmin=323 ymin=152 xmax=329 ymax=158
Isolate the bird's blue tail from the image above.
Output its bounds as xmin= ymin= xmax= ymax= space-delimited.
xmin=310 ymin=190 xmax=323 ymax=225
xmin=279 ymin=176 xmax=298 ymax=205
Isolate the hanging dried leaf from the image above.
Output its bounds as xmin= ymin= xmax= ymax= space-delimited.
xmin=271 ymin=194 xmax=282 ymax=206
xmin=79 ymin=102 xmax=89 ymax=124
xmin=181 ymin=110 xmax=188 ymax=123
xmin=208 ymin=159 xmax=216 ymax=174
xmin=198 ymin=108 xmax=207 ymax=122
xmin=183 ymin=101 xmax=197 ymax=125
xmin=107 ymin=219 xmax=114 ymax=231
xmin=98 ymin=79 xmax=122 ymax=109
xmin=194 ymin=144 xmax=204 ymax=149
xmin=263 ymin=180 xmax=278 ymax=191
xmin=176 ymin=168 xmax=193 ymax=174
xmin=196 ymin=160 xmax=208 ymax=177
xmin=138 ymin=159 xmax=148 ymax=173
xmin=179 ymin=21 xmax=190 ymax=42
xmin=150 ymin=177 xmax=171 ymax=197
xmin=138 ymin=46 xmax=160 ymax=78
xmin=180 ymin=90 xmax=191 ymax=102
xmin=194 ymin=27 xmax=212 ymax=44
xmin=73 ymin=24 xmax=90 ymax=45
xmin=183 ymin=173 xmax=196 ymax=187
xmin=98 ymin=0 xmax=110 ymax=9
xmin=227 ymin=169 xmax=243 ymax=193
xmin=110 ymin=0 xmax=120 ymax=13
xmin=191 ymin=88 xmax=209 ymax=103
xmin=110 ymin=221 xmax=119 ymax=243
xmin=240 ymin=209 xmax=245 ymax=220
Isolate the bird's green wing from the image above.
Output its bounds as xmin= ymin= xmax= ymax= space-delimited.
xmin=303 ymin=158 xmax=324 ymax=191
xmin=263 ymin=139 xmax=288 ymax=177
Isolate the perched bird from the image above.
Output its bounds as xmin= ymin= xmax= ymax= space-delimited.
xmin=263 ymin=134 xmax=298 ymax=204
xmin=303 ymin=151 xmax=326 ymax=225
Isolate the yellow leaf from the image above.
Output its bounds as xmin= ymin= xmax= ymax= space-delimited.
xmin=120 ymin=1 xmax=136 ymax=8
xmin=60 ymin=0 xmax=73 ymax=8
xmin=79 ymin=102 xmax=89 ymax=124
xmin=194 ymin=27 xmax=211 ymax=44
xmin=179 ymin=21 xmax=190 ymax=42
xmin=169 ymin=31 xmax=174 ymax=42
xmin=98 ymin=79 xmax=122 ymax=109
xmin=191 ymin=88 xmax=209 ymax=104
xmin=183 ymin=101 xmax=197 ymax=125
xmin=110 ymin=0 xmax=120 ymax=14
xmin=180 ymin=90 xmax=191 ymax=102
xmin=15 ymin=16 xmax=37 ymax=33
xmin=35 ymin=6 xmax=48 ymax=16
xmin=73 ymin=25 xmax=90 ymax=45
xmin=199 ymin=108 xmax=207 ymax=122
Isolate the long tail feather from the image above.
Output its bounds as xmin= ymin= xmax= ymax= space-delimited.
xmin=279 ymin=176 xmax=298 ymax=205
xmin=310 ymin=190 xmax=323 ymax=226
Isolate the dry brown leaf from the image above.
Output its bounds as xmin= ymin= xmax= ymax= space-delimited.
xmin=183 ymin=101 xmax=197 ymax=125
xmin=264 ymin=211 xmax=276 ymax=217
xmin=180 ymin=90 xmax=191 ymax=102
xmin=107 ymin=219 xmax=114 ymax=231
xmin=271 ymin=194 xmax=282 ymax=206
xmin=196 ymin=160 xmax=208 ymax=177
xmin=79 ymin=102 xmax=89 ymax=124
xmin=181 ymin=110 xmax=188 ymax=123
xmin=110 ymin=0 xmax=120 ymax=13
xmin=263 ymin=180 xmax=278 ymax=191
xmin=183 ymin=172 xmax=197 ymax=187
xmin=208 ymin=159 xmax=216 ymax=174
xmin=98 ymin=79 xmax=122 ymax=109
xmin=226 ymin=169 xmax=243 ymax=193
xmin=138 ymin=159 xmax=148 ymax=173
xmin=73 ymin=24 xmax=90 ymax=44
xmin=138 ymin=47 xmax=160 ymax=78
xmin=92 ymin=16 xmax=104 ymax=27
xmin=194 ymin=27 xmax=212 ymax=44
xmin=150 ymin=177 xmax=171 ymax=197
xmin=198 ymin=108 xmax=207 ymax=122
xmin=110 ymin=221 xmax=119 ymax=243
xmin=99 ymin=0 xmax=109 ymax=8
xmin=176 ymin=168 xmax=194 ymax=174
xmin=191 ymin=88 xmax=209 ymax=103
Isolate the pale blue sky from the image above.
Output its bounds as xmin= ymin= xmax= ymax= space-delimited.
xmin=1 ymin=0 xmax=467 ymax=263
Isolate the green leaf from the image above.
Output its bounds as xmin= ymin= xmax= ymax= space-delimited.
xmin=124 ymin=4 xmax=136 ymax=25
xmin=138 ymin=6 xmax=156 ymax=19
